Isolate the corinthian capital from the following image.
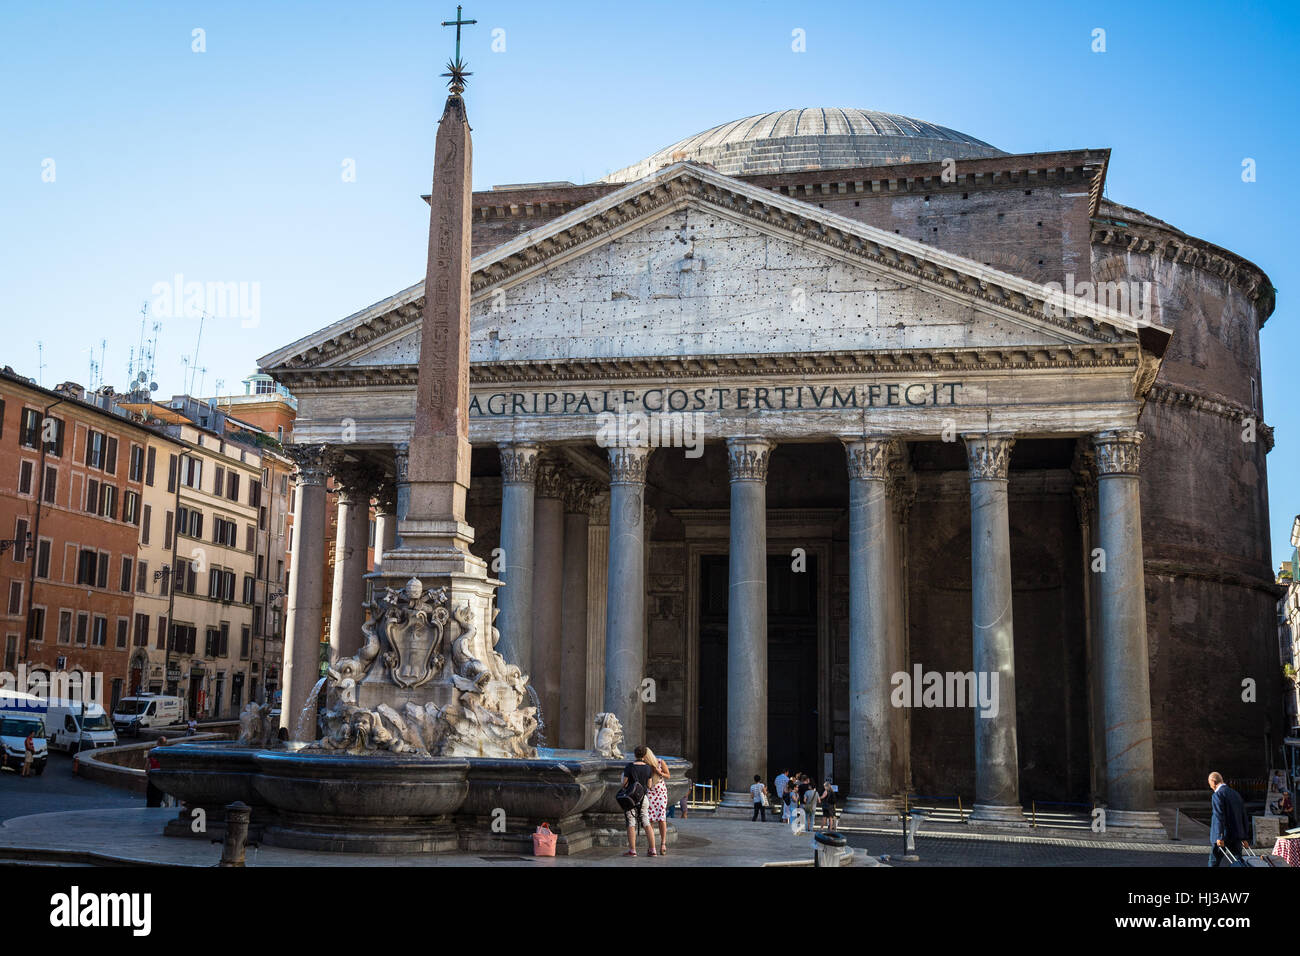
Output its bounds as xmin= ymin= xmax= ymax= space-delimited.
xmin=499 ymin=442 xmax=541 ymax=484
xmin=1093 ymin=429 xmax=1143 ymax=476
xmin=285 ymin=443 xmax=332 ymax=487
xmin=842 ymin=437 xmax=893 ymax=481
xmin=331 ymin=461 xmax=382 ymax=503
xmin=535 ymin=458 xmax=568 ymax=499
xmin=963 ymin=433 xmax=1015 ymax=481
xmin=726 ymin=437 xmax=775 ymax=482
xmin=564 ymin=478 xmax=600 ymax=515
xmin=608 ymin=446 xmax=652 ymax=485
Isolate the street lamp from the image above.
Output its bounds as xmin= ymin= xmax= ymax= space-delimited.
xmin=0 ymin=531 xmax=33 ymax=557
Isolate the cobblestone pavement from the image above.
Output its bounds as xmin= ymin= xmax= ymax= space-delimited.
xmin=0 ymin=753 xmax=141 ymax=823
xmin=841 ymin=828 xmax=1206 ymax=867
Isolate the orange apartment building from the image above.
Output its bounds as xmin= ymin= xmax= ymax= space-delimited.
xmin=0 ymin=369 xmax=183 ymax=707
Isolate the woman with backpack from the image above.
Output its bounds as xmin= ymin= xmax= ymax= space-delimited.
xmin=619 ymin=745 xmax=658 ymax=857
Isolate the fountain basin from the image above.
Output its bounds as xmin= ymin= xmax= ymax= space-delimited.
xmin=152 ymin=741 xmax=692 ymax=854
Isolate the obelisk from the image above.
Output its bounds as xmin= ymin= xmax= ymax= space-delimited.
xmin=381 ymin=28 xmax=481 ymax=581
xmin=370 ymin=27 xmax=494 ymax=618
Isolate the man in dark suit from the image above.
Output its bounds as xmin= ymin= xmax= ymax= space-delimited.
xmin=1207 ymin=771 xmax=1249 ymax=866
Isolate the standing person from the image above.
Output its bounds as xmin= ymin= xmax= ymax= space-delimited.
xmin=819 ymin=779 xmax=838 ymax=832
xmin=21 ymin=731 xmax=36 ymax=777
xmin=802 ymin=775 xmax=819 ymax=828
xmin=644 ymin=748 xmax=672 ymax=854
xmin=750 ymin=775 xmax=768 ymax=822
xmin=782 ymin=776 xmax=797 ymax=823
xmin=146 ymin=736 xmax=168 ymax=808
xmin=774 ymin=768 xmax=789 ymax=820
xmin=621 ymin=745 xmax=657 ymax=857
xmin=1207 ymin=771 xmax=1249 ymax=866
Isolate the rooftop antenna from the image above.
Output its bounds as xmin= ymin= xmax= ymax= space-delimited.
xmin=36 ymin=342 xmax=46 ymax=387
xmin=187 ymin=311 xmax=207 ymax=396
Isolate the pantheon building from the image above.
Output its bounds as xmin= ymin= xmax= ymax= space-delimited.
xmin=262 ymin=108 xmax=1278 ymax=825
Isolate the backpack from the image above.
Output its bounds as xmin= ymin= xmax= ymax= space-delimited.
xmin=617 ymin=768 xmax=647 ymax=812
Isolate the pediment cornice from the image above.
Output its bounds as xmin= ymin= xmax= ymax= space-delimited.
xmin=261 ymin=162 xmax=1170 ymax=374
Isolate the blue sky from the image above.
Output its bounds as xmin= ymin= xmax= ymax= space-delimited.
xmin=2 ymin=0 xmax=1296 ymax=565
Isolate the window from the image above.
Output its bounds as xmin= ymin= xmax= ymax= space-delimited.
xmin=35 ymin=539 xmax=51 ymax=579
xmin=104 ymin=436 xmax=118 ymax=475
xmin=141 ymin=503 xmax=151 ymax=543
xmin=245 ymin=524 xmax=255 ymax=552
xmin=6 ymin=581 xmax=21 ymax=615
xmin=167 ymin=453 xmax=177 ymax=493
xmin=44 ymin=417 xmax=64 ymax=457
xmin=115 ymin=618 xmax=128 ymax=649
xmin=214 ymin=465 xmax=225 ymax=496
xmin=253 ymin=605 xmax=263 ymax=637
xmin=19 ymin=408 xmax=41 ymax=448
xmin=129 ymin=445 xmax=145 ymax=481
xmin=170 ymin=623 xmax=196 ymax=655
xmin=42 ymin=465 xmax=57 ymax=503
xmin=57 ymin=610 xmax=71 ymax=645
xmin=75 ymin=612 xmax=88 ymax=645
xmin=100 ymin=484 xmax=118 ymax=520
xmin=242 ymin=574 xmax=255 ymax=604
xmin=3 ymin=635 xmax=15 ymax=672
xmin=259 ymin=505 xmax=267 ymax=531
xmin=18 ymin=460 xmax=33 ymax=496
xmin=249 ymin=479 xmax=262 ymax=508
xmin=163 ymin=510 xmax=173 ymax=549
xmin=156 ymin=615 xmax=167 ymax=651
xmin=182 ymin=456 xmax=202 ymax=489
xmin=227 ymin=472 xmax=240 ymax=501
xmin=146 ymin=446 xmax=156 ymax=486
xmin=85 ymin=430 xmax=105 ymax=468
xmin=133 ymin=613 xmax=149 ymax=647
xmin=220 ymin=622 xmax=229 ymax=656
xmin=124 ymin=491 xmax=140 ymax=525
xmin=91 ymin=616 xmax=108 ymax=647
xmin=95 ymin=551 xmax=109 ymax=589
xmin=208 ymin=567 xmax=221 ymax=599
xmin=76 ymin=549 xmax=98 ymax=586
xmin=213 ymin=516 xmax=238 ymax=547
xmin=13 ymin=518 xmax=28 ymax=561
xmin=137 ymin=560 xmax=148 ymax=593
xmin=85 ymin=477 xmax=100 ymax=513
xmin=240 ymin=625 xmax=250 ymax=659
xmin=26 ymin=606 xmax=45 ymax=644
xmin=120 ymin=556 xmax=133 ymax=593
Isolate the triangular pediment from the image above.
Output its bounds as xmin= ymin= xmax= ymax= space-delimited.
xmin=260 ymin=162 xmax=1168 ymax=375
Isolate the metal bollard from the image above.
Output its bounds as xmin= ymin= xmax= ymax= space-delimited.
xmin=217 ymin=801 xmax=252 ymax=867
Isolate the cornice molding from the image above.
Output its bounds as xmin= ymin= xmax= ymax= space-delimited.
xmin=1146 ymin=384 xmax=1274 ymax=452
xmin=270 ymin=343 xmax=1145 ymax=390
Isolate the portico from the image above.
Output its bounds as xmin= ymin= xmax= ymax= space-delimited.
xmin=260 ymin=161 xmax=1170 ymax=827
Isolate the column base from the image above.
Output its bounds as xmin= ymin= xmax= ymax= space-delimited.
xmin=840 ymin=796 xmax=901 ymax=820
xmin=1104 ymin=809 xmax=1165 ymax=832
xmin=968 ymin=803 xmax=1030 ymax=827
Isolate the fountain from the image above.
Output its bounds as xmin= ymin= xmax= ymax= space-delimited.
xmin=150 ymin=23 xmax=690 ymax=855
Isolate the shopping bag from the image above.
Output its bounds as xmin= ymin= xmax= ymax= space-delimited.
xmin=532 ymin=822 xmax=557 ymax=857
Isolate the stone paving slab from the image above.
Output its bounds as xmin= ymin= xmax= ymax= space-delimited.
xmin=0 ymin=808 xmax=874 ymax=868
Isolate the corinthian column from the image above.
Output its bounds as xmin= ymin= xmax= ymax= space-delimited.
xmin=604 ymin=445 xmax=652 ymax=746
xmin=964 ymin=433 xmax=1025 ymax=824
xmin=372 ymin=479 xmax=398 ymax=576
xmin=281 ymin=444 xmax=330 ymax=737
xmin=720 ymin=437 xmax=775 ymax=811
xmin=560 ymin=479 xmax=597 ymax=750
xmin=531 ymin=458 xmax=567 ymax=742
xmin=329 ymin=462 xmax=377 ymax=660
xmin=1093 ymin=429 xmax=1161 ymax=829
xmin=497 ymin=442 xmax=540 ymax=674
xmin=841 ymin=437 xmax=899 ymax=817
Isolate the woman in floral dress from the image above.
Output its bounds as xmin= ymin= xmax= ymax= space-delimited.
xmin=644 ymin=747 xmax=672 ymax=854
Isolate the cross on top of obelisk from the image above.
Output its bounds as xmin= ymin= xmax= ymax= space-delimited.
xmin=440 ymin=4 xmax=477 ymax=94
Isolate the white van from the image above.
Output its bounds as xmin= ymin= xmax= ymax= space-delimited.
xmin=0 ymin=690 xmax=48 ymax=775
xmin=46 ymin=698 xmax=118 ymax=752
xmin=112 ymin=695 xmax=185 ymax=736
